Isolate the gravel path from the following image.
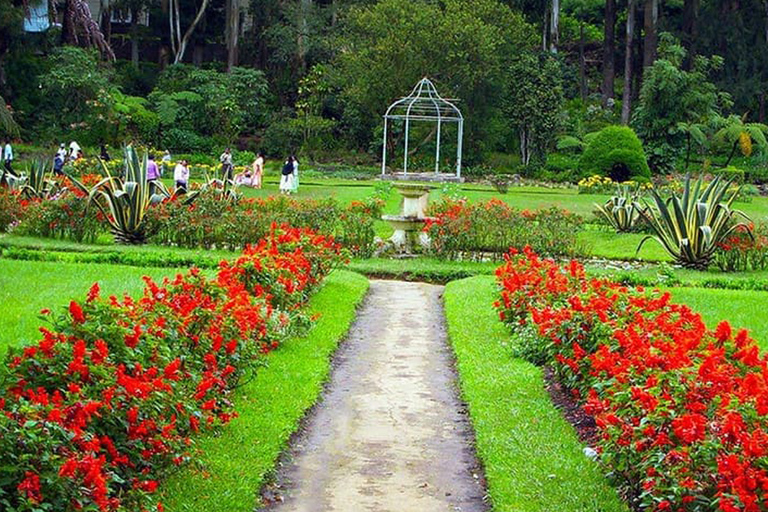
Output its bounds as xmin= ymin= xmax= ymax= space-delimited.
xmin=261 ymin=280 xmax=488 ymax=512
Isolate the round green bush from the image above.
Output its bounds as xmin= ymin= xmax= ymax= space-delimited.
xmin=579 ymin=125 xmax=651 ymax=181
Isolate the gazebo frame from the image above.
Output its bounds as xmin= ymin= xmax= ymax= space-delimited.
xmin=381 ymin=78 xmax=464 ymax=179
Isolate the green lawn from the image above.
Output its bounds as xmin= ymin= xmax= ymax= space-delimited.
xmin=0 ymin=259 xmax=187 ymax=354
xmin=665 ymin=287 xmax=768 ymax=350
xmin=160 ymin=270 xmax=369 ymax=511
xmin=444 ymin=275 xmax=628 ymax=512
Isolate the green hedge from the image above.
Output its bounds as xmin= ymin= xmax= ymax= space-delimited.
xmin=579 ymin=126 xmax=651 ymax=181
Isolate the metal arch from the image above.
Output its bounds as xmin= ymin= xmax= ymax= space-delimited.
xmin=381 ymin=78 xmax=464 ymax=178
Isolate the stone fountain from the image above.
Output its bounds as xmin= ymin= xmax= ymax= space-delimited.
xmin=382 ymin=182 xmax=434 ymax=253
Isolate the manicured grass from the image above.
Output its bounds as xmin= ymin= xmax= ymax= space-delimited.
xmin=580 ymin=228 xmax=671 ymax=262
xmin=160 ymin=270 xmax=369 ymax=512
xmin=665 ymin=287 xmax=768 ymax=350
xmin=0 ymin=259 xmax=188 ymax=355
xmin=444 ymin=275 xmax=628 ymax=512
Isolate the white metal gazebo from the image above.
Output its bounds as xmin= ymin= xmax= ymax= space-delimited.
xmin=381 ymin=78 xmax=464 ymax=179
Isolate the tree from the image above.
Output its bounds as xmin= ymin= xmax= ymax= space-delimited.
xmin=333 ymin=0 xmax=534 ymax=160
xmin=620 ymin=0 xmax=636 ymax=124
xmin=225 ymin=0 xmax=241 ymax=71
xmin=169 ymin=0 xmax=210 ymax=64
xmin=632 ymin=34 xmax=730 ymax=172
xmin=505 ymin=52 xmax=563 ymax=165
xmin=643 ymin=0 xmax=658 ymax=68
xmin=61 ymin=0 xmax=115 ymax=59
xmin=601 ymin=0 xmax=616 ymax=107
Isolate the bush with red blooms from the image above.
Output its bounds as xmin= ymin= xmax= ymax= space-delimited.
xmin=495 ymin=247 xmax=768 ymax=512
xmin=714 ymin=222 xmax=768 ymax=272
xmin=424 ymin=198 xmax=585 ymax=260
xmin=0 ymin=225 xmax=346 ymax=512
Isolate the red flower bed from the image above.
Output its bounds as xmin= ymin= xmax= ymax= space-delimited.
xmin=495 ymin=247 xmax=768 ymax=512
xmin=0 ymin=225 xmax=345 ymax=511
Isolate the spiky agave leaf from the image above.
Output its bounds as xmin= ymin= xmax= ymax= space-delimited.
xmin=636 ymin=175 xmax=753 ymax=269
xmin=88 ymin=147 xmax=165 ymax=244
xmin=594 ymin=184 xmax=644 ymax=233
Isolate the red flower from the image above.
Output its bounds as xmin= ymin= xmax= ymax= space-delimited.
xmin=69 ymin=300 xmax=86 ymax=323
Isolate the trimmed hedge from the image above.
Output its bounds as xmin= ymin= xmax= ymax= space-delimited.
xmin=579 ymin=126 xmax=651 ymax=182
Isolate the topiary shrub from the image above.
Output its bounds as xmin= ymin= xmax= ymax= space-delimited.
xmin=579 ymin=125 xmax=651 ymax=181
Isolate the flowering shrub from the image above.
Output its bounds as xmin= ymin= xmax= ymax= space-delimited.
xmin=714 ymin=222 xmax=768 ymax=272
xmin=145 ymin=193 xmax=379 ymax=257
xmin=0 ymin=188 xmax=26 ymax=232
xmin=0 ymin=226 xmax=345 ymax=511
xmin=495 ymin=247 xmax=768 ymax=512
xmin=16 ymin=192 xmax=104 ymax=243
xmin=424 ymin=198 xmax=585 ymax=260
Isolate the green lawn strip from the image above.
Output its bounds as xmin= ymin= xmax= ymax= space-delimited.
xmin=0 ymin=259 xmax=189 ymax=355
xmin=160 ymin=270 xmax=369 ymax=512
xmin=664 ymin=287 xmax=768 ymax=350
xmin=348 ymin=256 xmax=498 ymax=283
xmin=444 ymin=276 xmax=628 ymax=512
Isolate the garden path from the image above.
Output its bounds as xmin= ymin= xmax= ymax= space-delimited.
xmin=262 ymin=280 xmax=487 ymax=512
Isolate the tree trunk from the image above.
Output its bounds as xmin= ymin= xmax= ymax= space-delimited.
xmin=760 ymin=91 xmax=766 ymax=123
xmin=643 ymin=0 xmax=658 ymax=68
xmin=681 ymin=0 xmax=698 ymax=67
xmin=621 ymin=0 xmax=636 ymax=125
xmin=172 ymin=0 xmax=210 ymax=65
xmin=550 ymin=0 xmax=559 ymax=53
xmin=579 ymin=23 xmax=587 ymax=101
xmin=601 ymin=0 xmax=616 ymax=107
xmin=130 ymin=9 xmax=139 ymax=69
xmin=297 ymin=0 xmax=312 ymax=74
xmin=225 ymin=0 xmax=240 ymax=72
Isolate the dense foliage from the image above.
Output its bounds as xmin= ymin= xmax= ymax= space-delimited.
xmin=579 ymin=125 xmax=650 ymax=182
xmin=424 ymin=198 xmax=585 ymax=260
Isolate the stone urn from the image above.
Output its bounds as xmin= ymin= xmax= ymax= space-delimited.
xmin=381 ymin=182 xmax=434 ymax=253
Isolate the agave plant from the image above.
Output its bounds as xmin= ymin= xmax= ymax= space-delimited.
xmin=594 ymin=184 xmax=645 ymax=233
xmin=636 ymin=175 xmax=752 ymax=270
xmin=200 ymin=171 xmax=240 ymax=203
xmin=2 ymin=160 xmax=71 ymax=199
xmin=89 ymin=147 xmax=170 ymax=244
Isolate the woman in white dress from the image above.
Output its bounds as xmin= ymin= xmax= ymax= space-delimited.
xmin=279 ymin=155 xmax=296 ymax=194
xmin=290 ymin=155 xmax=299 ymax=194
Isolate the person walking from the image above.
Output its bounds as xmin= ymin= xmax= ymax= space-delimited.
xmin=220 ymin=148 xmax=233 ymax=180
xmin=3 ymin=140 xmax=13 ymax=175
xmin=147 ymin=154 xmax=161 ymax=183
xmin=174 ymin=159 xmax=189 ymax=193
xmin=53 ymin=152 xmax=65 ymax=176
xmin=56 ymin=143 xmax=67 ymax=160
xmin=251 ymin=151 xmax=264 ymax=189
xmin=290 ymin=155 xmax=299 ymax=194
xmin=68 ymin=141 xmax=81 ymax=162
xmin=279 ymin=155 xmax=296 ymax=195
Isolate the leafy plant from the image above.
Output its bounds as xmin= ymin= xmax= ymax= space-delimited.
xmin=637 ymin=175 xmax=752 ymax=269
xmin=88 ymin=147 xmax=170 ymax=244
xmin=579 ymin=125 xmax=651 ymax=182
xmin=594 ymin=184 xmax=646 ymax=233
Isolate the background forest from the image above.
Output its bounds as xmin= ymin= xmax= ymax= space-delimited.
xmin=1 ymin=0 xmax=767 ymax=180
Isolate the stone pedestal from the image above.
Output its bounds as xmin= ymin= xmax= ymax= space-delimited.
xmin=382 ymin=183 xmax=434 ymax=253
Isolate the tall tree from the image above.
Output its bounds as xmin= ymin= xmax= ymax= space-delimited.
xmin=169 ymin=0 xmax=210 ymax=64
xmin=225 ymin=0 xmax=241 ymax=71
xmin=681 ymin=0 xmax=698 ymax=66
xmin=601 ymin=0 xmax=616 ymax=107
xmin=643 ymin=0 xmax=658 ymax=68
xmin=61 ymin=0 xmax=115 ymax=59
xmin=621 ymin=0 xmax=637 ymax=124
